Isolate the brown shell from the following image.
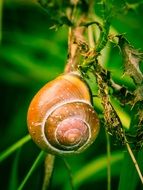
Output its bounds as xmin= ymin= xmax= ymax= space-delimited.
xmin=27 ymin=73 xmax=100 ymax=155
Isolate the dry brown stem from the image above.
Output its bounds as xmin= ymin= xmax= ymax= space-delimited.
xmin=64 ymin=5 xmax=89 ymax=73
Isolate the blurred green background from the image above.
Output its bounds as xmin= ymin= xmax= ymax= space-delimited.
xmin=0 ymin=0 xmax=143 ymax=190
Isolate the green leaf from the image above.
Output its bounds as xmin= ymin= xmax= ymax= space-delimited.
xmin=0 ymin=135 xmax=31 ymax=162
xmin=110 ymin=96 xmax=131 ymax=129
xmin=118 ymin=150 xmax=143 ymax=190
xmin=73 ymin=151 xmax=123 ymax=188
xmin=8 ymin=149 xmax=21 ymax=190
xmin=17 ymin=151 xmax=45 ymax=190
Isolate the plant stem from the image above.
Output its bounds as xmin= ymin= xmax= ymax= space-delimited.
xmin=63 ymin=158 xmax=75 ymax=190
xmin=42 ymin=154 xmax=55 ymax=190
xmin=0 ymin=135 xmax=31 ymax=162
xmin=88 ymin=25 xmax=95 ymax=48
xmin=106 ymin=130 xmax=111 ymax=190
xmin=125 ymin=138 xmax=143 ymax=184
xmin=18 ymin=151 xmax=45 ymax=190
xmin=65 ymin=26 xmax=86 ymax=73
xmin=64 ymin=1 xmax=88 ymax=73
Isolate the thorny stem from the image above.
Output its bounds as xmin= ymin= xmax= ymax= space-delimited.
xmin=42 ymin=154 xmax=55 ymax=190
xmin=93 ymin=58 xmax=143 ymax=185
xmin=93 ymin=60 xmax=143 ymax=186
xmin=106 ymin=130 xmax=111 ymax=190
xmin=124 ymin=136 xmax=143 ymax=184
xmin=88 ymin=20 xmax=111 ymax=190
xmin=96 ymin=19 xmax=110 ymax=53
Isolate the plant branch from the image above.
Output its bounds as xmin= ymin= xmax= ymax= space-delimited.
xmin=62 ymin=158 xmax=75 ymax=190
xmin=64 ymin=1 xmax=89 ymax=73
xmin=65 ymin=25 xmax=87 ymax=73
xmin=0 ymin=135 xmax=31 ymax=163
xmin=106 ymin=130 xmax=111 ymax=190
xmin=124 ymin=136 xmax=143 ymax=184
xmin=18 ymin=151 xmax=45 ymax=190
xmin=88 ymin=25 xmax=95 ymax=48
xmin=42 ymin=154 xmax=55 ymax=190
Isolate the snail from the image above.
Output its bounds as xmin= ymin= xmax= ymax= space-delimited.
xmin=27 ymin=72 xmax=100 ymax=155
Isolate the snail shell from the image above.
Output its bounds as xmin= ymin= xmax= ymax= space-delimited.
xmin=27 ymin=73 xmax=100 ymax=155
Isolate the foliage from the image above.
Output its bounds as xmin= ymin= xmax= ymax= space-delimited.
xmin=0 ymin=0 xmax=143 ymax=190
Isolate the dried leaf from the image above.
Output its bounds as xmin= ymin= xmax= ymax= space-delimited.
xmin=133 ymin=85 xmax=143 ymax=103
xmin=118 ymin=36 xmax=143 ymax=85
xmin=110 ymin=80 xmax=134 ymax=105
xmin=135 ymin=105 xmax=143 ymax=149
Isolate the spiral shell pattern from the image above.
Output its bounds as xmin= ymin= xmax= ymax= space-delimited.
xmin=27 ymin=73 xmax=100 ymax=155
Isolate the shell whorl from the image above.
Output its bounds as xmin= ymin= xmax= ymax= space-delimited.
xmin=55 ymin=118 xmax=89 ymax=148
xmin=27 ymin=73 xmax=100 ymax=155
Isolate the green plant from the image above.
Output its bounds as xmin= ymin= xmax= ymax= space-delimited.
xmin=0 ymin=0 xmax=143 ymax=190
